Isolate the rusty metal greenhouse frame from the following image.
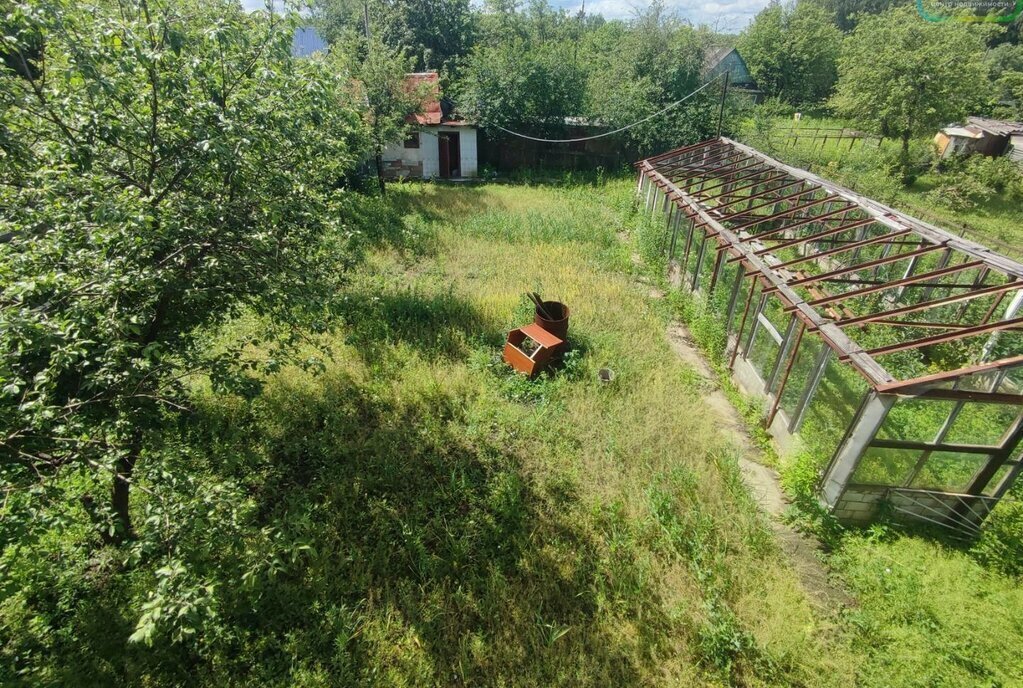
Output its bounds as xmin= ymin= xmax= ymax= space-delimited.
xmin=637 ymin=137 xmax=1023 ymax=534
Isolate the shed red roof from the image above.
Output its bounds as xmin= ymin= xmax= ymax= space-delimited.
xmin=406 ymin=72 xmax=443 ymax=125
xmin=405 ymin=71 xmax=470 ymax=126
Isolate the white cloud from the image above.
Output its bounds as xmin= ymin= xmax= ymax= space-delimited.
xmin=239 ymin=0 xmax=765 ymax=31
xmin=241 ymin=0 xmax=286 ymax=10
xmin=555 ymin=0 xmax=766 ymax=30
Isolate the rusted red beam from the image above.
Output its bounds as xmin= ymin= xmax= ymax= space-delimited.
xmin=730 ymin=195 xmax=836 ymax=234
xmin=836 ymin=280 xmax=1023 ymax=329
xmin=872 ymin=319 xmax=1023 ymax=331
xmin=664 ymin=152 xmax=751 ymax=180
xmin=692 ymin=166 xmax=782 ymax=200
xmin=729 ymin=216 xmax=873 ymax=265
xmin=660 ymin=148 xmax=744 ymax=178
xmin=819 ymin=277 xmax=985 ymax=288
xmin=673 ymin=159 xmax=763 ymax=193
xmin=800 ymin=260 xmax=984 ymax=310
xmin=729 ymin=275 xmax=759 ymax=369
xmin=707 ymin=176 xmax=800 ymax=211
xmin=642 ymin=138 xmax=722 ymax=166
xmin=865 ymin=316 xmax=1023 ymax=357
xmin=644 ymin=144 xmax=727 ymax=173
xmin=742 ymin=203 xmax=859 ymax=244
xmin=809 ymin=237 xmax=920 ymax=247
xmin=651 ymin=156 xmax=727 ymax=185
xmin=981 ymin=280 xmax=1015 ymax=324
xmin=876 ymin=354 xmax=1023 ymax=393
xmin=913 ymin=388 xmax=1023 ymax=405
xmin=753 ymin=217 xmax=874 ymax=257
xmin=675 ymin=155 xmax=760 ymax=190
xmin=721 ymin=187 xmax=820 ymax=222
xmin=766 ymin=322 xmax=806 ymax=427
xmin=767 ymin=228 xmax=911 ymax=272
xmin=786 ymin=244 xmax=946 ymax=289
xmin=650 ymin=140 xmax=730 ymax=168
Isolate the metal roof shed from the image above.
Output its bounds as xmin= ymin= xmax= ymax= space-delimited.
xmin=636 ymin=138 xmax=1023 ymax=536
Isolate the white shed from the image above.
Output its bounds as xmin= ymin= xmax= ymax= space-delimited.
xmin=380 ymin=72 xmax=478 ymax=180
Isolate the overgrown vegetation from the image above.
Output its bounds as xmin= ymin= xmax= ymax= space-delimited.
xmin=635 ymin=199 xmax=1023 ymax=688
xmin=3 ymin=0 xmax=1023 ymax=685
xmin=739 ymin=113 xmax=1023 ymax=253
xmin=3 ymin=171 xmax=862 ymax=685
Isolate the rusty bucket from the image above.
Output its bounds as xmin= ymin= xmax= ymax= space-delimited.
xmin=534 ymin=301 xmax=569 ymax=341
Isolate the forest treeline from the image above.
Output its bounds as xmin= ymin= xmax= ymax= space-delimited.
xmin=312 ymin=0 xmax=1023 ymax=166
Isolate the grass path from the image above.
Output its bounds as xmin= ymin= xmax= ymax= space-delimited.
xmin=662 ymin=322 xmax=849 ymax=609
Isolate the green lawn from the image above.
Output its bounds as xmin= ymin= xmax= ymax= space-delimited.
xmin=3 ymin=179 xmax=1023 ymax=686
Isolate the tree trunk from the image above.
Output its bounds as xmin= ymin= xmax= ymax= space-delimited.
xmin=110 ymin=433 xmax=141 ymax=544
xmin=899 ymin=130 xmax=913 ymax=186
xmin=111 ymin=453 xmax=136 ymax=543
xmin=80 ymin=494 xmax=117 ymax=546
xmin=375 ymin=153 xmax=386 ymax=195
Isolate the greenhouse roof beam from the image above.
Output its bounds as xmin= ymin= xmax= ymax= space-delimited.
xmin=802 ymin=260 xmax=985 ymax=309
xmin=786 ymin=244 xmax=948 ymax=289
xmin=696 ymin=169 xmax=790 ymax=202
xmin=864 ymin=316 xmax=1023 ymax=357
xmin=636 ymin=137 xmax=1023 ymax=387
xmin=765 ymin=228 xmax=912 ymax=272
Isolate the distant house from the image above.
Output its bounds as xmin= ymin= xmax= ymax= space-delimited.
xmin=935 ymin=116 xmax=1023 ymax=168
xmin=291 ymin=27 xmax=328 ymax=58
xmin=289 ymin=32 xmax=477 ymax=179
xmin=701 ymin=46 xmax=762 ymax=100
xmin=380 ymin=72 xmax=478 ymax=179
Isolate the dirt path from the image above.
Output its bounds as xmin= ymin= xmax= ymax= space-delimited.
xmin=664 ymin=322 xmax=852 ymax=609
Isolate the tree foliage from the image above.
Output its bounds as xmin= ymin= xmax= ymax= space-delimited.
xmin=457 ymin=1 xmax=720 ymax=156
xmin=808 ymin=0 xmax=906 ymax=31
xmin=454 ymin=39 xmax=586 ymax=135
xmin=987 ymin=43 xmax=1023 ymax=119
xmin=0 ymin=0 xmax=365 ymax=543
xmin=313 ymin=0 xmax=477 ymax=72
xmin=581 ymin=7 xmax=717 ymax=153
xmin=334 ymin=35 xmax=426 ymax=192
xmin=830 ymin=6 xmax=992 ymax=181
xmin=738 ymin=1 xmax=843 ymax=105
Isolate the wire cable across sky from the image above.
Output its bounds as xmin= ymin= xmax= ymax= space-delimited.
xmin=491 ymin=73 xmax=725 ymax=144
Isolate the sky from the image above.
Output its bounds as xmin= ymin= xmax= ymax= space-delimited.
xmin=240 ymin=0 xmax=766 ymax=34
xmin=561 ymin=0 xmax=766 ymax=31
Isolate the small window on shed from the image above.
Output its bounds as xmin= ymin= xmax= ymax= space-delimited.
xmin=404 ymin=131 xmax=420 ymax=149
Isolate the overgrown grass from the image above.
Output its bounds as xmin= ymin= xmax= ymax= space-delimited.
xmin=0 ymin=179 xmax=853 ymax=686
xmin=6 ymin=177 xmax=1023 ymax=686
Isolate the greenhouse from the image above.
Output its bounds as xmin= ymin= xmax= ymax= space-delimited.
xmin=637 ymin=137 xmax=1023 ymax=535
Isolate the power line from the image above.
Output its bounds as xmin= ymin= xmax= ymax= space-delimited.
xmin=491 ymin=73 xmax=725 ymax=144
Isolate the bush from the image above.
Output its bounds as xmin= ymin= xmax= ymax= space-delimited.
xmin=1009 ymin=175 xmax=1023 ymax=202
xmin=757 ymin=97 xmax=797 ymax=119
xmin=962 ymin=155 xmax=1021 ymax=194
xmin=926 ymin=172 xmax=993 ymax=211
xmin=972 ymin=498 xmax=1023 ymax=577
xmin=934 ymin=154 xmax=1023 ymax=204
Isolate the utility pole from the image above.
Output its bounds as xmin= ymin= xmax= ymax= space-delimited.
xmin=716 ymin=71 xmax=730 ymax=138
